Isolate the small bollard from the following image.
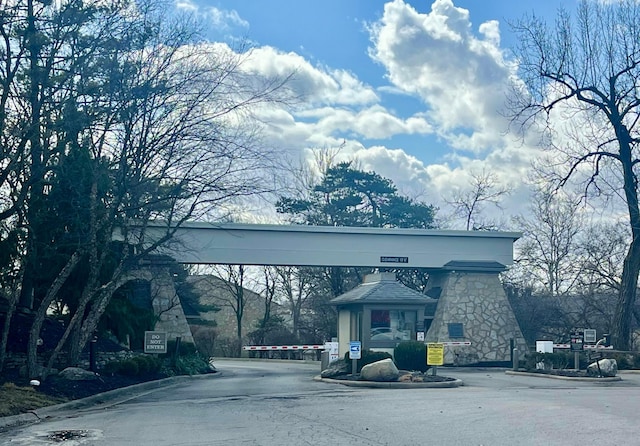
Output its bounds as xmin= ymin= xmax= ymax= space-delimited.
xmin=512 ymin=347 xmax=519 ymax=371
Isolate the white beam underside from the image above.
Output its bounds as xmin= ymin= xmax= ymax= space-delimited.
xmin=145 ymin=223 xmax=520 ymax=269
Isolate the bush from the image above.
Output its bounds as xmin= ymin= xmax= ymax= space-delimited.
xmin=132 ymin=355 xmax=162 ymax=375
xmin=171 ymin=354 xmax=210 ymax=376
xmin=118 ymin=359 xmax=139 ymax=376
xmin=102 ymin=360 xmax=122 ymax=375
xmin=191 ymin=325 xmax=217 ymax=359
xmin=342 ymin=349 xmax=392 ymax=373
xmin=164 ymin=340 xmax=197 ymax=358
xmin=102 ymin=355 xmax=163 ymax=377
xmin=394 ymin=341 xmax=427 ymax=372
xmin=524 ymin=352 xmax=590 ymax=370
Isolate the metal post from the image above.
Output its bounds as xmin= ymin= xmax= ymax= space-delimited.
xmin=512 ymin=347 xmax=519 ymax=371
xmin=574 ymin=351 xmax=579 ymax=370
xmin=173 ymin=336 xmax=182 ymax=366
xmin=352 ymin=359 xmax=357 ymax=376
xmin=89 ymin=338 xmax=97 ymax=372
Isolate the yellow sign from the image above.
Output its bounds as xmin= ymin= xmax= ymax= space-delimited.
xmin=427 ymin=343 xmax=444 ymax=366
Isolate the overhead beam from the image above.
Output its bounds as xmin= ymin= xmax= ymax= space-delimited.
xmin=144 ymin=222 xmax=520 ymax=270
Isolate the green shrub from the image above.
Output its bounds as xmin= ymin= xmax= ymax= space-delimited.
xmin=633 ymin=353 xmax=640 ymax=370
xmin=131 ymin=355 xmax=162 ymax=375
xmin=394 ymin=341 xmax=427 ymax=372
xmin=607 ymin=353 xmax=631 ymax=370
xmin=102 ymin=361 xmax=121 ymax=375
xmin=171 ymin=354 xmax=210 ymax=375
xmin=524 ymin=352 xmax=590 ymax=370
xmin=342 ymin=349 xmax=392 ymax=373
xmin=118 ymin=359 xmax=139 ymax=376
xmin=164 ymin=340 xmax=198 ymax=358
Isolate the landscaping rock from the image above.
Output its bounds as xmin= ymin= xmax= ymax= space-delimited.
xmin=587 ymin=358 xmax=618 ymax=377
xmin=320 ymin=360 xmax=349 ymax=378
xmin=59 ymin=367 xmax=100 ymax=381
xmin=360 ymin=358 xmax=400 ymax=382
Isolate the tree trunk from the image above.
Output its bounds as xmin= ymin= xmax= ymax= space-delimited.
xmin=26 ymin=250 xmax=81 ymax=378
xmin=611 ymin=123 xmax=640 ymax=350
xmin=612 ymin=240 xmax=640 ymax=349
xmin=0 ymin=286 xmax=20 ymax=373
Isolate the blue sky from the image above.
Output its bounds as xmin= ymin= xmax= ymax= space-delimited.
xmin=173 ymin=0 xmax=582 ymax=226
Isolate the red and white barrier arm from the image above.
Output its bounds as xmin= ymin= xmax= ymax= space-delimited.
xmin=242 ymin=345 xmax=325 ymax=351
xmin=552 ymin=344 xmax=613 ymax=350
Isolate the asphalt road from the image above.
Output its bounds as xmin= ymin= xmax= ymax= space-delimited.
xmin=2 ymin=360 xmax=640 ymax=445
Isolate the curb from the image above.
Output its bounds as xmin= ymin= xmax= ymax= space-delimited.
xmin=505 ymin=370 xmax=622 ymax=382
xmin=313 ymin=375 xmax=464 ymax=388
xmin=0 ymin=372 xmax=222 ymax=431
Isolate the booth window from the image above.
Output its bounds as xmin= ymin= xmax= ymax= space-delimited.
xmin=370 ymin=310 xmax=416 ymax=341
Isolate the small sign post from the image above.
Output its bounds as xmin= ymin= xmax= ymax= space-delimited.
xmin=427 ymin=343 xmax=444 ymax=376
xmin=349 ymin=341 xmax=361 ymax=375
xmin=144 ymin=331 xmax=167 ymax=354
xmin=570 ymin=331 xmax=584 ymax=370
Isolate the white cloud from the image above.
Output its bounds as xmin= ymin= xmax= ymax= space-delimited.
xmin=205 ymin=7 xmax=249 ymax=31
xmin=175 ymin=0 xmax=197 ymax=12
xmin=174 ymin=4 xmax=249 ymax=31
xmin=191 ymin=5 xmax=550 ymax=228
xmin=368 ymin=0 xmax=518 ymax=153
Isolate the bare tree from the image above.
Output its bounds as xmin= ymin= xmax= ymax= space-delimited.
xmin=276 ymin=266 xmax=311 ymax=340
xmin=511 ymin=0 xmax=640 ymax=349
xmin=212 ymin=265 xmax=251 ymax=356
xmin=445 ymin=169 xmax=511 ymax=230
xmin=512 ymin=188 xmax=583 ymax=296
xmin=0 ymin=0 xmax=292 ymax=377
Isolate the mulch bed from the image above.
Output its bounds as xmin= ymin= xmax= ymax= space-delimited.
xmin=1 ymin=368 xmax=170 ymax=401
xmin=332 ymin=371 xmax=456 ymax=383
xmin=36 ymin=372 xmax=171 ymax=401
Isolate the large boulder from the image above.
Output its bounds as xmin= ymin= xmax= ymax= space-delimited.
xmin=59 ymin=367 xmax=100 ymax=381
xmin=321 ymin=360 xmax=350 ymax=378
xmin=360 ymin=358 xmax=400 ymax=382
xmin=587 ymin=358 xmax=618 ymax=377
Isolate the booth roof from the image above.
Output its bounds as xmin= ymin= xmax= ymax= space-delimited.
xmin=330 ymin=273 xmax=436 ymax=305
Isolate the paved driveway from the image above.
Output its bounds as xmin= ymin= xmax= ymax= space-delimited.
xmin=2 ymin=361 xmax=640 ymax=445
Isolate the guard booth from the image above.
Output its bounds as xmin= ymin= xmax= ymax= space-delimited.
xmin=331 ymin=273 xmax=437 ymax=358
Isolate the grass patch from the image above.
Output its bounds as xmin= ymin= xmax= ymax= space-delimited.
xmin=0 ymin=383 xmax=67 ymax=417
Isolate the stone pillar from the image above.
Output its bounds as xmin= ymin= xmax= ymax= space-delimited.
xmin=425 ymin=270 xmax=527 ymax=365
xmin=147 ymin=263 xmax=194 ymax=344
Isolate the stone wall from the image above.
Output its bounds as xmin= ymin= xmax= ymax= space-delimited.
xmin=148 ymin=264 xmax=194 ymax=344
xmin=425 ymin=271 xmax=527 ymax=364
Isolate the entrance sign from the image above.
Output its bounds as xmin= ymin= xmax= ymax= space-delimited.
xmin=380 ymin=256 xmax=409 ymax=263
xmin=570 ymin=333 xmax=584 ymax=352
xmin=584 ymin=329 xmax=597 ymax=343
xmin=427 ymin=343 xmax=444 ymax=366
xmin=144 ymin=331 xmax=167 ymax=354
xmin=349 ymin=341 xmax=362 ymax=360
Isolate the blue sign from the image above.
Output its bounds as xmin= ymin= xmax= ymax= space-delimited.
xmin=349 ymin=341 xmax=362 ymax=360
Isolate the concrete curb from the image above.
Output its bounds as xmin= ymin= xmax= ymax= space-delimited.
xmin=0 ymin=372 xmax=222 ymax=431
xmin=313 ymin=375 xmax=463 ymax=388
xmin=505 ymin=370 xmax=622 ymax=382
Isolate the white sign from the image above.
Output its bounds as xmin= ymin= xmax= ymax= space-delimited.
xmin=536 ymin=340 xmax=553 ymax=353
xmin=349 ymin=341 xmax=361 ymax=360
xmin=417 ymin=331 xmax=425 ymax=341
xmin=584 ymin=329 xmax=597 ymax=343
xmin=325 ymin=342 xmax=340 ymax=362
xmin=144 ymin=331 xmax=167 ymax=354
